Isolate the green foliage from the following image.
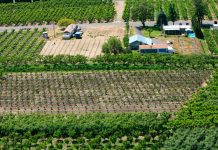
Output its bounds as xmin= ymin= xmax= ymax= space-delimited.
xmin=131 ymin=0 xmax=154 ymax=26
xmin=164 ymin=127 xmax=218 ymax=149
xmin=0 ymin=113 xmax=170 ymax=149
xmin=102 ymin=37 xmax=124 ymax=55
xmin=203 ymin=29 xmax=218 ymax=54
xmin=0 ymin=0 xmax=115 ymax=25
xmin=0 ymin=69 xmax=3 ymax=78
xmin=0 ymin=29 xmax=45 ymax=66
xmin=123 ymin=0 xmax=216 ymax=22
xmin=123 ymin=34 xmax=129 ymax=48
xmin=170 ymin=70 xmax=218 ymax=127
xmin=2 ymin=53 xmax=218 ymax=73
xmin=168 ymin=3 xmax=178 ymax=24
xmin=157 ymin=9 xmax=168 ymax=28
xmin=192 ymin=0 xmax=208 ymax=24
xmin=147 ymin=28 xmax=153 ymax=37
xmin=192 ymin=15 xmax=204 ymax=39
xmin=57 ymin=18 xmax=75 ymax=27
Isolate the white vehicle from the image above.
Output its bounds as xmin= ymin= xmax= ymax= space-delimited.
xmin=62 ymin=32 xmax=72 ymax=40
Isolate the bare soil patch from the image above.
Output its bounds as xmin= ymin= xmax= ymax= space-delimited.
xmin=40 ymin=24 xmax=125 ymax=58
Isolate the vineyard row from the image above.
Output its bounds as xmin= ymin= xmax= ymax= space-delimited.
xmin=0 ymin=29 xmax=45 ymax=65
xmin=0 ymin=70 xmax=212 ymax=114
xmin=123 ymin=0 xmax=218 ymax=22
xmin=0 ymin=0 xmax=115 ymax=25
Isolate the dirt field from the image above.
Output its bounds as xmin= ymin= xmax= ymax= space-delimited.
xmin=0 ymin=70 xmax=211 ymax=114
xmin=40 ymin=25 xmax=125 ymax=58
xmin=162 ymin=36 xmax=204 ymax=54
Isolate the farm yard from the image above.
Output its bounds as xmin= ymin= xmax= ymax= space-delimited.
xmin=41 ymin=24 xmax=124 ymax=57
xmin=40 ymin=37 xmax=105 ymax=58
xmin=0 ymin=0 xmax=218 ymax=149
xmin=0 ymin=0 xmax=115 ymax=25
xmin=0 ymin=70 xmax=212 ymax=114
xmin=141 ymin=28 xmax=205 ymax=54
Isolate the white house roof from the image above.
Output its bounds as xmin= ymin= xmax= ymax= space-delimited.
xmin=163 ymin=25 xmax=192 ymax=31
xmin=129 ymin=34 xmax=152 ymax=45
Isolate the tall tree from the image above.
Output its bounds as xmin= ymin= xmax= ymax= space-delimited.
xmin=157 ymin=9 xmax=168 ymax=28
xmin=168 ymin=4 xmax=178 ymax=25
xmin=191 ymin=15 xmax=204 ymax=39
xmin=193 ymin=0 xmax=208 ymax=25
xmin=131 ymin=1 xmax=153 ymax=27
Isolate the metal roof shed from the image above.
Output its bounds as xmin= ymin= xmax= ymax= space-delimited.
xmin=163 ymin=25 xmax=192 ymax=35
xmin=129 ymin=34 xmax=152 ymax=50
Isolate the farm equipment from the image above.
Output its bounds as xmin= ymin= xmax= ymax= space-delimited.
xmin=42 ymin=32 xmax=49 ymax=39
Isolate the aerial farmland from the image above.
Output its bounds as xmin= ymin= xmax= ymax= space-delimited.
xmin=0 ymin=0 xmax=217 ymax=149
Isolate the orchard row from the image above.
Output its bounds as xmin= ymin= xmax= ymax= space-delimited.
xmin=123 ymin=0 xmax=218 ymax=22
xmin=0 ymin=0 xmax=115 ymax=25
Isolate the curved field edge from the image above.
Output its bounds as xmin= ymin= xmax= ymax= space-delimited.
xmin=170 ymin=69 xmax=218 ymax=127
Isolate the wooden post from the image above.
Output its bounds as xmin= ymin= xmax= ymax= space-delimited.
xmin=53 ymin=23 xmax=56 ymax=38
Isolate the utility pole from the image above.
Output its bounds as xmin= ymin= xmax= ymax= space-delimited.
xmin=53 ymin=22 xmax=56 ymax=38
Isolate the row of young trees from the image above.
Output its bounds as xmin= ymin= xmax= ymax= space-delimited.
xmin=1 ymin=53 xmax=218 ymax=72
xmin=0 ymin=70 xmax=210 ymax=114
xmin=123 ymin=0 xmax=216 ymax=25
xmin=203 ymin=29 xmax=218 ymax=54
xmin=0 ymin=113 xmax=170 ymax=149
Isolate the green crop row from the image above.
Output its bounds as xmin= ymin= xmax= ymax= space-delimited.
xmin=170 ymin=69 xmax=218 ymax=127
xmin=122 ymin=0 xmax=217 ymax=22
xmin=0 ymin=29 xmax=45 ymax=65
xmin=203 ymin=29 xmax=218 ymax=54
xmin=0 ymin=113 xmax=170 ymax=149
xmin=164 ymin=127 xmax=218 ymax=149
xmin=0 ymin=0 xmax=115 ymax=25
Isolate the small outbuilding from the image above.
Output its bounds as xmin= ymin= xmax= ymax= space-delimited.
xmin=139 ymin=44 xmax=174 ymax=54
xmin=163 ymin=25 xmax=192 ymax=35
xmin=213 ymin=24 xmax=218 ymax=30
xmin=129 ymin=34 xmax=152 ymax=50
